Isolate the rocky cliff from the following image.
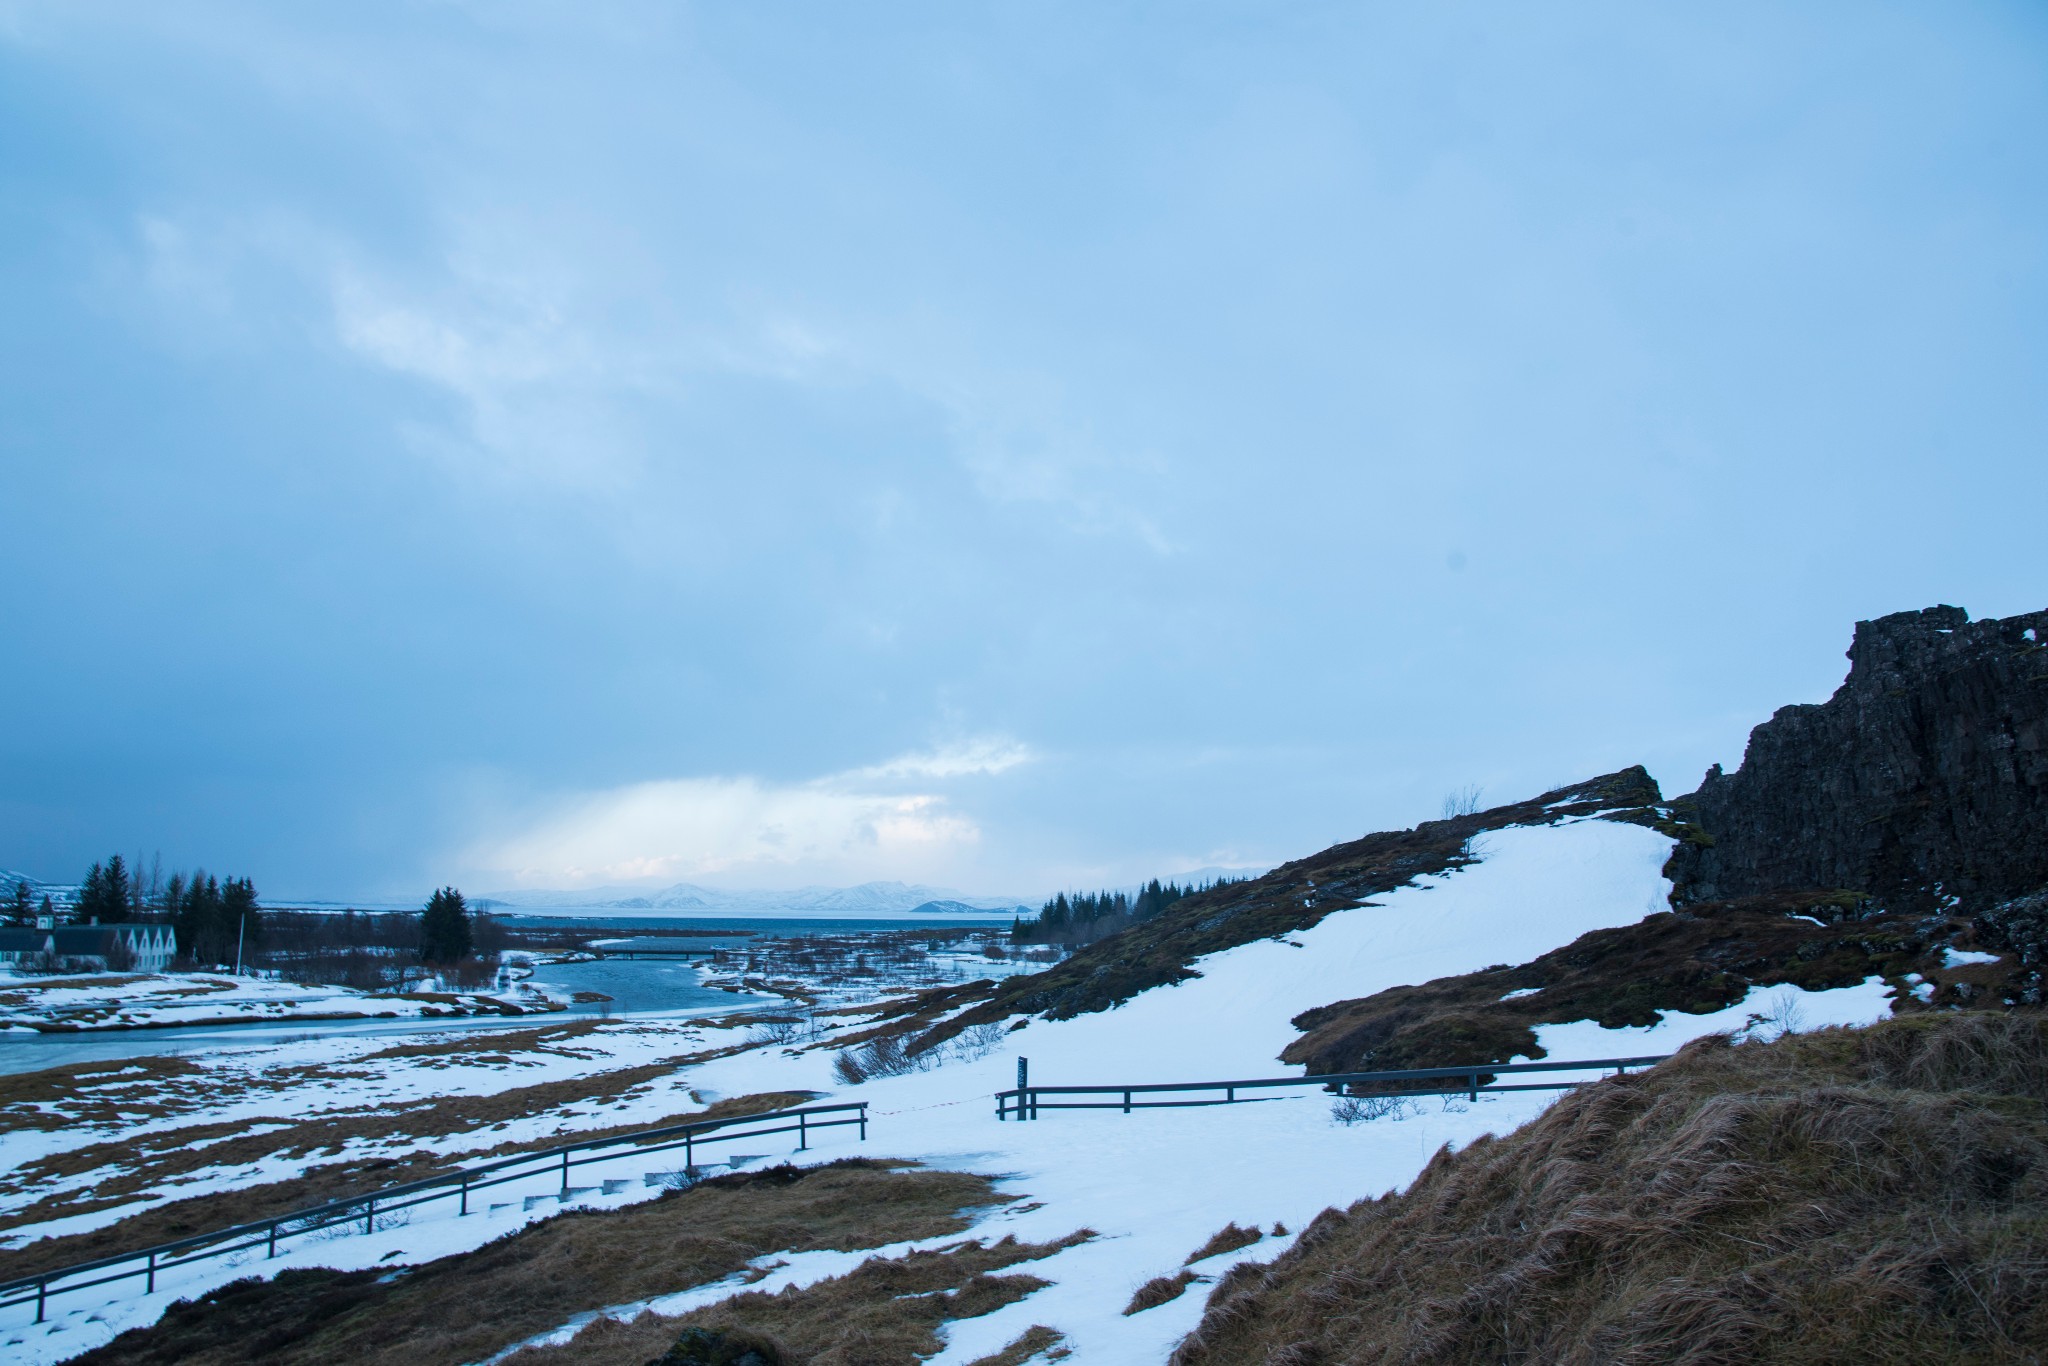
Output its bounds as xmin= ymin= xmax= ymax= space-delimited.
xmin=1666 ymin=605 xmax=2048 ymax=914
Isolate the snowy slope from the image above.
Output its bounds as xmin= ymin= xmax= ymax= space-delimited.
xmin=0 ymin=817 xmax=1900 ymax=1364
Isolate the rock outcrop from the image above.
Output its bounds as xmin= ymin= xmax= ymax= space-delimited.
xmin=1666 ymin=605 xmax=2048 ymax=914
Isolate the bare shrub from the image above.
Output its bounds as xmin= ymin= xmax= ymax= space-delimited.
xmin=1441 ymin=784 xmax=1484 ymax=818
xmin=951 ymin=1021 xmax=1009 ymax=1061
xmin=1742 ymin=989 xmax=1808 ymax=1043
xmin=747 ymin=1016 xmax=804 ymax=1047
xmin=832 ymin=1020 xmax=1009 ymax=1084
xmin=1330 ymin=1094 xmax=1416 ymax=1125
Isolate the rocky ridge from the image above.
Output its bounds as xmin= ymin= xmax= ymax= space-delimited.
xmin=1666 ymin=604 xmax=2048 ymax=914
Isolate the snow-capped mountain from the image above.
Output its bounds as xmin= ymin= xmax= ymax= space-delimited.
xmin=479 ymin=879 xmax=1030 ymax=918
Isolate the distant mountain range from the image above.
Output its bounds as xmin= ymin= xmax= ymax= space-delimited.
xmin=475 ymin=879 xmax=1034 ymax=919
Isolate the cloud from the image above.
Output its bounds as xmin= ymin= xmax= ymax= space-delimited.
xmin=851 ymin=736 xmax=1033 ymax=780
xmin=468 ymin=738 xmax=1032 ymax=889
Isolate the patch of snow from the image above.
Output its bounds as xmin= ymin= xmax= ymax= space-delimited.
xmin=1498 ymin=987 xmax=1541 ymax=1001
xmin=1942 ymin=948 xmax=2002 ymax=967
xmin=1529 ymin=978 xmax=1894 ymax=1057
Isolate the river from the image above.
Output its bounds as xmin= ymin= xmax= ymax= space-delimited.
xmin=0 ymin=915 xmax=1011 ymax=1077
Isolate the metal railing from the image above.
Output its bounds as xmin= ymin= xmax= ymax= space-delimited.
xmin=995 ymin=1055 xmax=1668 ymax=1120
xmin=0 ymin=1100 xmax=866 ymax=1324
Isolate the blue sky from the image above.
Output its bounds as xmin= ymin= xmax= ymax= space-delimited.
xmin=3 ymin=1 xmax=2044 ymax=901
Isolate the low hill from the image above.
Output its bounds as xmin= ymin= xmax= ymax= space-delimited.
xmin=922 ymin=766 xmax=1666 ymax=1042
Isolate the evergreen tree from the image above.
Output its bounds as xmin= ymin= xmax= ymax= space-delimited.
xmin=8 ymin=880 xmax=29 ymax=927
xmin=173 ymin=873 xmax=228 ymax=963
xmin=74 ymin=855 xmax=131 ymax=923
xmin=220 ymin=877 xmax=262 ymax=967
xmin=420 ymin=886 xmax=473 ymax=965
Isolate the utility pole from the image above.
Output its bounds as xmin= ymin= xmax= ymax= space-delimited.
xmin=234 ymin=913 xmax=246 ymax=976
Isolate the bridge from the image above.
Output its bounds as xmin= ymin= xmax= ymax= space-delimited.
xmin=591 ymin=937 xmax=727 ymax=959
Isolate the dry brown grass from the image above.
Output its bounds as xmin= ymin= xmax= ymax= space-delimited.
xmin=1125 ymin=1270 xmax=1200 ymax=1315
xmin=0 ymin=1090 xmax=814 ymax=1281
xmin=508 ymin=1227 xmax=1091 ymax=1366
xmin=70 ymin=1159 xmax=1008 ymax=1366
xmin=965 ymin=1324 xmax=1066 ymax=1364
xmin=1173 ymin=1012 xmax=2048 ymax=1365
xmin=0 ymin=1055 xmax=208 ymax=1131
xmin=1184 ymin=1222 xmax=1263 ymax=1264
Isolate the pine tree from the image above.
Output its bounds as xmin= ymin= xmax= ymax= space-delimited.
xmin=74 ymin=855 xmax=131 ymax=923
xmin=173 ymin=873 xmax=226 ymax=962
xmin=8 ymin=880 xmax=29 ymax=926
xmin=420 ymin=886 xmax=473 ymax=966
xmin=220 ymin=877 xmax=262 ymax=967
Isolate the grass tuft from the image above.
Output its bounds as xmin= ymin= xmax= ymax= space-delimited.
xmin=1185 ymin=1222 xmax=1264 ymax=1264
xmin=1125 ymin=1270 xmax=1200 ymax=1314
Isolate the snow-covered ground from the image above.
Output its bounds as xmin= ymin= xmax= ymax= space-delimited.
xmin=0 ymin=817 xmax=1904 ymax=1364
xmin=0 ymin=971 xmax=563 ymax=1033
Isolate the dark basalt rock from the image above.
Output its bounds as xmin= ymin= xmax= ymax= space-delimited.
xmin=1666 ymin=605 xmax=2048 ymax=915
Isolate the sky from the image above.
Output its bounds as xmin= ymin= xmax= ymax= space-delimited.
xmin=2 ymin=1 xmax=2045 ymax=903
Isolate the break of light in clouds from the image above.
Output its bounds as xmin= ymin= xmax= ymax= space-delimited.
xmin=475 ymin=739 xmax=1033 ymax=890
xmin=1 ymin=2 xmax=2044 ymax=900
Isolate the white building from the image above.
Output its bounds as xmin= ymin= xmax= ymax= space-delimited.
xmin=0 ymin=922 xmax=176 ymax=972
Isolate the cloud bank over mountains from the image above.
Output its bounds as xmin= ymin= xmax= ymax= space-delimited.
xmin=468 ymin=739 xmax=1033 ymax=892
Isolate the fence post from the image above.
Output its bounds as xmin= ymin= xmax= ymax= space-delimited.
xmin=859 ymin=1104 xmax=867 ymax=1142
xmin=36 ymin=1277 xmax=45 ymax=1324
xmin=147 ymin=1251 xmax=156 ymax=1293
xmin=561 ymin=1148 xmax=571 ymax=1194
xmin=460 ymin=1176 xmax=469 ymax=1216
xmin=1468 ymin=1071 xmax=1478 ymax=1103
xmin=685 ymin=1127 xmax=693 ymax=1172
xmin=364 ymin=1197 xmax=375 ymax=1235
xmin=1123 ymin=1089 xmax=1131 ymax=1114
xmin=1018 ymin=1057 xmax=1028 ymax=1121
xmin=798 ymin=1111 xmax=808 ymax=1151
xmin=268 ymin=1222 xmax=278 ymax=1258
xmin=1226 ymin=1085 xmax=1235 ymax=1104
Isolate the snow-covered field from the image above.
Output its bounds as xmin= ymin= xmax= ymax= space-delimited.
xmin=0 ymin=971 xmax=564 ymax=1033
xmin=0 ymin=817 xmax=1903 ymax=1364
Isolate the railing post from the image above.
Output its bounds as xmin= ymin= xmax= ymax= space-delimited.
xmin=798 ymin=1111 xmax=808 ymax=1151
xmin=561 ymin=1148 xmax=570 ymax=1194
xmin=859 ymin=1104 xmax=867 ymax=1142
xmin=268 ymin=1222 xmax=278 ymax=1258
xmin=364 ymin=1197 xmax=375 ymax=1235
xmin=1226 ymin=1085 xmax=1235 ymax=1104
xmin=1468 ymin=1071 xmax=1478 ymax=1103
xmin=36 ymin=1277 xmax=45 ymax=1324
xmin=147 ymin=1251 xmax=156 ymax=1293
xmin=460 ymin=1176 xmax=469 ymax=1216
xmin=685 ymin=1128 xmax=693 ymax=1171
xmin=1123 ymin=1089 xmax=1131 ymax=1114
